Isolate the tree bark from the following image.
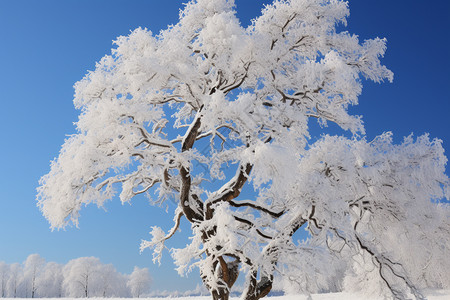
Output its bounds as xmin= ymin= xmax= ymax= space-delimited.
xmin=212 ymin=288 xmax=230 ymax=300
xmin=242 ymin=270 xmax=273 ymax=300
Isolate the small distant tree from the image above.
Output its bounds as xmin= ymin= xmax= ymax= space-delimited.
xmin=7 ymin=263 xmax=23 ymax=298
xmin=0 ymin=262 xmax=9 ymax=298
xmin=63 ymin=257 xmax=101 ymax=298
xmin=96 ymin=263 xmax=129 ymax=297
xmin=37 ymin=0 xmax=450 ymax=299
xmin=37 ymin=262 xmax=64 ymax=298
xmin=127 ymin=267 xmax=152 ymax=298
xmin=23 ymin=254 xmax=45 ymax=298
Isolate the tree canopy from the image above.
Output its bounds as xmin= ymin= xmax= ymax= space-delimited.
xmin=37 ymin=0 xmax=450 ymax=299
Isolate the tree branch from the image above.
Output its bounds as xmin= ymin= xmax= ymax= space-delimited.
xmin=164 ymin=209 xmax=184 ymax=242
xmin=354 ymin=221 xmax=424 ymax=300
xmin=180 ymin=109 xmax=205 ymax=222
xmin=234 ymin=216 xmax=273 ymax=240
xmin=208 ymin=163 xmax=253 ymax=206
xmin=228 ymin=200 xmax=284 ymax=218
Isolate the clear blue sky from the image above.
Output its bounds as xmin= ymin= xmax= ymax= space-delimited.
xmin=0 ymin=0 xmax=449 ymax=293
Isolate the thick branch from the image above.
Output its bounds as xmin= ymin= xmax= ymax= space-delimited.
xmin=287 ymin=214 xmax=308 ymax=237
xmin=243 ymin=271 xmax=273 ymax=300
xmin=209 ymin=163 xmax=253 ymax=205
xmin=180 ymin=109 xmax=205 ymax=222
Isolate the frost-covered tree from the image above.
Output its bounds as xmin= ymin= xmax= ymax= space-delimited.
xmin=37 ymin=262 xmax=64 ymax=298
xmin=0 ymin=257 xmax=140 ymax=298
xmin=37 ymin=0 xmax=450 ymax=299
xmin=96 ymin=263 xmax=129 ymax=297
xmin=23 ymin=254 xmax=45 ymax=298
xmin=7 ymin=263 xmax=23 ymax=298
xmin=63 ymin=257 xmax=101 ymax=298
xmin=127 ymin=266 xmax=152 ymax=298
xmin=62 ymin=256 xmax=130 ymax=298
xmin=0 ymin=262 xmax=9 ymax=298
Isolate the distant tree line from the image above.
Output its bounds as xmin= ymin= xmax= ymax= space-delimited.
xmin=0 ymin=254 xmax=151 ymax=298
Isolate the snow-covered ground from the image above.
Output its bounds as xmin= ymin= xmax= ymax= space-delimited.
xmin=141 ymin=290 xmax=449 ymax=299
xmin=6 ymin=290 xmax=448 ymax=300
xmin=144 ymin=290 xmax=450 ymax=299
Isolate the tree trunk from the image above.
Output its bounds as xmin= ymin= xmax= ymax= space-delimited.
xmin=206 ymin=257 xmax=240 ymax=300
xmin=31 ymin=276 xmax=36 ymax=298
xmin=212 ymin=287 xmax=230 ymax=300
xmin=242 ymin=271 xmax=273 ymax=300
xmin=85 ymin=274 xmax=89 ymax=298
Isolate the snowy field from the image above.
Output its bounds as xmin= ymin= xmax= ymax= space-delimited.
xmin=141 ymin=290 xmax=449 ymax=299
xmin=4 ymin=290 xmax=450 ymax=300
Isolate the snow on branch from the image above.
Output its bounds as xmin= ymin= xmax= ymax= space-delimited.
xmin=140 ymin=208 xmax=184 ymax=265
